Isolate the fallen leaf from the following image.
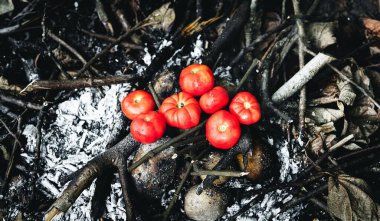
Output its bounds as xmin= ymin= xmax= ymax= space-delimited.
xmin=328 ymin=175 xmax=380 ymax=221
xmin=306 ymin=108 xmax=344 ymax=124
xmin=0 ymin=0 xmax=14 ymax=16
xmin=363 ymin=18 xmax=380 ymax=38
xmin=344 ymin=143 xmax=362 ymax=150
xmin=307 ymin=22 xmax=337 ymax=50
xmin=0 ymin=76 xmax=22 ymax=92
xmin=337 ymin=66 xmax=356 ymax=106
xmin=144 ymin=2 xmax=175 ymax=32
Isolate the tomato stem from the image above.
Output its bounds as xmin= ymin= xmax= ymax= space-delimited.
xmin=177 ymin=102 xmax=185 ymax=108
xmin=218 ymin=124 xmax=227 ymax=132
xmin=243 ymin=102 xmax=251 ymax=109
xmin=134 ymin=97 xmax=141 ymax=103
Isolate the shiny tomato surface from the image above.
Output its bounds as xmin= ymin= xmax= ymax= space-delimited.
xmin=130 ymin=111 xmax=166 ymax=143
xmin=206 ymin=110 xmax=241 ymax=149
xmin=159 ymin=92 xmax=201 ymax=129
xmin=121 ymin=90 xmax=155 ymax=120
xmin=199 ymin=86 xmax=229 ymax=114
xmin=229 ymin=92 xmax=261 ymax=125
xmin=179 ymin=64 xmax=214 ymax=96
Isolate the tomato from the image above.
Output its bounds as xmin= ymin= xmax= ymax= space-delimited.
xmin=121 ymin=90 xmax=155 ymax=120
xmin=159 ymin=92 xmax=201 ymax=129
xmin=199 ymin=86 xmax=229 ymax=114
xmin=179 ymin=64 xmax=214 ymax=96
xmin=206 ymin=110 xmax=241 ymax=149
xmin=130 ymin=111 xmax=166 ymax=143
xmin=229 ymin=92 xmax=261 ymax=125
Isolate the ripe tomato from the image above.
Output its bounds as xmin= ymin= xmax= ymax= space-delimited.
xmin=206 ymin=110 xmax=241 ymax=149
xmin=199 ymin=86 xmax=229 ymax=114
xmin=130 ymin=111 xmax=166 ymax=143
xmin=229 ymin=92 xmax=261 ymax=125
xmin=179 ymin=64 xmax=214 ymax=96
xmin=159 ymin=92 xmax=201 ymax=129
xmin=121 ymin=90 xmax=155 ymax=120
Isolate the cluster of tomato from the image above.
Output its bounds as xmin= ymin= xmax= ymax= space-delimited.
xmin=121 ymin=64 xmax=261 ymax=149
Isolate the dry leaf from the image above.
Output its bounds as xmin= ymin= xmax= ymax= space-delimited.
xmin=144 ymin=2 xmax=175 ymax=32
xmin=353 ymin=68 xmax=373 ymax=95
xmin=0 ymin=0 xmax=14 ymax=15
xmin=328 ymin=175 xmax=380 ymax=221
xmin=306 ymin=108 xmax=344 ymax=124
xmin=0 ymin=76 xmax=22 ymax=93
xmin=344 ymin=67 xmax=379 ymax=140
xmin=308 ymin=134 xmax=324 ymax=155
xmin=325 ymin=134 xmax=337 ymax=149
xmin=337 ymin=66 xmax=356 ymax=106
xmin=344 ymin=143 xmax=362 ymax=150
xmin=307 ymin=22 xmax=337 ymax=50
xmin=347 ymin=104 xmax=379 ymax=139
xmin=363 ymin=18 xmax=380 ymax=38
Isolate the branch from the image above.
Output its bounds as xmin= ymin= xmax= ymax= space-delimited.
xmin=76 ymin=22 xmax=152 ymax=77
xmin=191 ymin=170 xmax=249 ymax=177
xmin=292 ymin=0 xmax=307 ymax=133
xmin=271 ymin=52 xmax=336 ymax=103
xmin=127 ymin=121 xmax=206 ymax=172
xmin=45 ymin=135 xmax=139 ymax=221
xmin=20 ymin=75 xmax=137 ymax=94
xmin=0 ymin=93 xmax=43 ymax=110
xmin=47 ymin=31 xmax=100 ymax=76
xmin=305 ymin=49 xmax=380 ymax=109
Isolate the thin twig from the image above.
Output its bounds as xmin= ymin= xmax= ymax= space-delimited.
xmin=230 ymin=21 xmax=292 ymax=67
xmin=162 ymin=149 xmax=209 ymax=221
xmin=20 ymin=75 xmax=137 ymax=94
xmin=0 ymin=93 xmax=43 ymax=110
xmin=80 ymin=29 xmax=143 ymax=50
xmin=76 ymin=22 xmax=153 ymax=77
xmin=304 ymin=49 xmax=380 ymax=109
xmin=282 ymin=184 xmax=328 ymax=210
xmin=111 ymin=1 xmax=131 ymax=32
xmin=148 ymin=81 xmax=161 ymax=107
xmin=47 ymin=31 xmax=100 ymax=75
xmin=0 ymin=118 xmax=21 ymax=146
xmin=191 ymin=170 xmax=249 ymax=177
xmin=292 ymin=0 xmax=307 ymax=134
xmin=128 ymin=121 xmax=206 ymax=172
xmin=328 ymin=134 xmax=354 ymax=152
xmin=233 ymin=59 xmax=260 ymax=93
xmin=1 ymin=114 xmax=23 ymax=195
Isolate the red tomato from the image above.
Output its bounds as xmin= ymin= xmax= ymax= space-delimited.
xmin=130 ymin=111 xmax=166 ymax=143
xmin=159 ymin=92 xmax=201 ymax=129
xmin=229 ymin=92 xmax=261 ymax=125
xmin=206 ymin=110 xmax=241 ymax=149
xmin=179 ymin=64 xmax=215 ymax=96
xmin=199 ymin=86 xmax=229 ymax=114
xmin=121 ymin=90 xmax=155 ymax=120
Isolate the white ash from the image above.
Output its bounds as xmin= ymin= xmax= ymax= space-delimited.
xmin=214 ymin=66 xmax=234 ymax=82
xmin=158 ymin=39 xmax=172 ymax=50
xmin=190 ymin=35 xmax=203 ymax=61
xmin=20 ymin=83 xmax=131 ymax=220
xmin=143 ymin=47 xmax=153 ymax=65
xmin=223 ymin=138 xmax=303 ymax=221
xmin=161 ymin=189 xmax=176 ymax=208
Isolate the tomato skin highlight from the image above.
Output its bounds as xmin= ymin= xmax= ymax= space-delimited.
xmin=206 ymin=110 xmax=241 ymax=149
xmin=179 ymin=64 xmax=215 ymax=96
xmin=159 ymin=92 xmax=201 ymax=129
xmin=121 ymin=90 xmax=155 ymax=120
xmin=199 ymin=86 xmax=229 ymax=114
xmin=130 ymin=111 xmax=166 ymax=144
xmin=229 ymin=92 xmax=261 ymax=125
